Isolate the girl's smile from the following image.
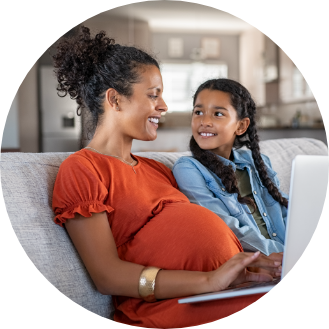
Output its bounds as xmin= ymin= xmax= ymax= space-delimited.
xmin=199 ymin=131 xmax=218 ymax=138
xmin=192 ymin=89 xmax=248 ymax=159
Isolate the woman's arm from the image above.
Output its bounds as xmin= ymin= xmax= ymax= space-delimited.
xmin=65 ymin=212 xmax=281 ymax=299
xmin=173 ymin=159 xmax=285 ymax=256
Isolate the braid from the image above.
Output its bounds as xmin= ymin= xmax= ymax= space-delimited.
xmin=247 ymin=114 xmax=289 ymax=208
xmin=191 ymin=78 xmax=288 ymax=209
xmin=189 ymin=136 xmax=256 ymax=212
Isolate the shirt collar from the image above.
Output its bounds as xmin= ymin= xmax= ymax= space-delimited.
xmin=214 ymin=149 xmax=252 ymax=171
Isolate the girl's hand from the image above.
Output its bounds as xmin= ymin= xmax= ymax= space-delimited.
xmin=268 ymin=252 xmax=283 ymax=263
xmin=207 ymin=251 xmax=281 ymax=292
xmin=247 ymin=266 xmax=281 ymax=278
xmin=247 ymin=252 xmax=283 ymax=278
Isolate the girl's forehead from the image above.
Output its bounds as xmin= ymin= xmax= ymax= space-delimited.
xmin=197 ymin=89 xmax=230 ymax=98
xmin=195 ymin=89 xmax=233 ymax=106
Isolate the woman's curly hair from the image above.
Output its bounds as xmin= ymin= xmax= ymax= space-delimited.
xmin=189 ymin=78 xmax=288 ymax=209
xmin=52 ymin=25 xmax=159 ymax=132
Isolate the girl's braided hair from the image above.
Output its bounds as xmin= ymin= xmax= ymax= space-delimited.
xmin=189 ymin=78 xmax=288 ymax=209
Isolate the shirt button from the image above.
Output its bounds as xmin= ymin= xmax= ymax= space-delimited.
xmin=263 ymin=213 xmax=267 ymax=216
xmin=221 ymin=188 xmax=225 ymax=191
xmin=253 ymin=191 xmax=257 ymax=195
xmin=272 ymin=233 xmax=277 ymax=237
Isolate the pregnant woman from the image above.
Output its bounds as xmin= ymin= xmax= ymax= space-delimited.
xmin=52 ymin=27 xmax=281 ymax=328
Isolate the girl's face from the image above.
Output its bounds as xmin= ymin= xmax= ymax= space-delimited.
xmin=191 ymin=89 xmax=249 ymax=159
xmin=116 ymin=65 xmax=168 ymax=141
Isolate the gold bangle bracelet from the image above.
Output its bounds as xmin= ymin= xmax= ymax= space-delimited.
xmin=138 ymin=266 xmax=162 ymax=302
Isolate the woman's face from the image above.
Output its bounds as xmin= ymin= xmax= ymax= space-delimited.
xmin=117 ymin=65 xmax=168 ymax=141
xmin=191 ymin=89 xmax=243 ymax=158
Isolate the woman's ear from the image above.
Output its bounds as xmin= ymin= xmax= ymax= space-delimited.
xmin=105 ymin=88 xmax=120 ymax=111
xmin=236 ymin=118 xmax=250 ymax=136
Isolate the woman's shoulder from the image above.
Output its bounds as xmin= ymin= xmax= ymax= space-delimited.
xmin=59 ymin=149 xmax=97 ymax=170
xmin=57 ymin=149 xmax=112 ymax=181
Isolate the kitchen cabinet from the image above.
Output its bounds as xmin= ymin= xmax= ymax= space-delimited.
xmin=258 ymin=128 xmax=327 ymax=145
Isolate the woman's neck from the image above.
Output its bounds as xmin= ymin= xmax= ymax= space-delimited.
xmin=86 ymin=128 xmax=134 ymax=162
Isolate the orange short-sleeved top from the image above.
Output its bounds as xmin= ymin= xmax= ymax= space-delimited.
xmin=52 ymin=149 xmax=247 ymax=328
xmin=52 ymin=149 xmax=189 ymax=247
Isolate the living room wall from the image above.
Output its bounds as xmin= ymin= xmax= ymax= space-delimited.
xmin=2 ymin=62 xmax=39 ymax=152
xmin=2 ymin=95 xmax=19 ymax=150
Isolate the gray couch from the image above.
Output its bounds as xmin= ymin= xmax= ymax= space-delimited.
xmin=1 ymin=138 xmax=327 ymax=320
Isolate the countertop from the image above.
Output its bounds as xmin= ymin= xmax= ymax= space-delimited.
xmin=258 ymin=126 xmax=325 ymax=130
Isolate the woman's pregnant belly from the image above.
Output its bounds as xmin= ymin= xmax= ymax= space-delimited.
xmin=117 ymin=202 xmax=243 ymax=272
xmin=114 ymin=203 xmax=256 ymax=329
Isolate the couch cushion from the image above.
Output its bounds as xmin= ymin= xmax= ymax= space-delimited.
xmin=258 ymin=138 xmax=327 ymax=194
xmin=0 ymin=152 xmax=115 ymax=319
xmin=136 ymin=138 xmax=328 ymax=195
xmin=0 ymin=138 xmax=327 ymax=319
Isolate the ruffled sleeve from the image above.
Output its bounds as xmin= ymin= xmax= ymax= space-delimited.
xmin=52 ymin=154 xmax=114 ymax=227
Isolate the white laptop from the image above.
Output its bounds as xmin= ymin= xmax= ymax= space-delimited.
xmin=178 ymin=155 xmax=329 ymax=304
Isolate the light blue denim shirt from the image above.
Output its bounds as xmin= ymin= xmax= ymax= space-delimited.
xmin=173 ymin=149 xmax=289 ymax=255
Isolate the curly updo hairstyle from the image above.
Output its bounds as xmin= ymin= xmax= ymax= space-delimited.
xmin=189 ymin=78 xmax=288 ymax=209
xmin=52 ymin=26 xmax=159 ymax=134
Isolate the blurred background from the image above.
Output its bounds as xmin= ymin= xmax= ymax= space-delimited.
xmin=2 ymin=1 xmax=326 ymax=153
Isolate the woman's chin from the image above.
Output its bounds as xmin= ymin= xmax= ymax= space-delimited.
xmin=136 ymin=133 xmax=157 ymax=142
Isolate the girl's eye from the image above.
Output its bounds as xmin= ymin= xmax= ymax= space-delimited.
xmin=215 ymin=112 xmax=223 ymax=117
xmin=194 ymin=110 xmax=203 ymax=115
xmin=149 ymin=95 xmax=158 ymax=99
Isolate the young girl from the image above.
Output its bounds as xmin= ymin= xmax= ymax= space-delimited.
xmin=173 ymin=79 xmax=288 ymax=256
xmin=52 ymin=28 xmax=282 ymax=328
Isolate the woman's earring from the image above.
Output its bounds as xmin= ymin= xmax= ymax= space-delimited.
xmin=113 ymin=97 xmax=120 ymax=110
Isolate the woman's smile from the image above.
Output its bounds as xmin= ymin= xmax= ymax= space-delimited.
xmin=147 ymin=116 xmax=161 ymax=129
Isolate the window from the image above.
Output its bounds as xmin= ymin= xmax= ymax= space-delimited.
xmin=161 ymin=62 xmax=228 ymax=112
xmin=292 ymin=66 xmax=304 ymax=98
xmin=292 ymin=66 xmax=313 ymax=99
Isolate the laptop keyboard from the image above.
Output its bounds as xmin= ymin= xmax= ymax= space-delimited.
xmin=223 ymin=278 xmax=281 ymax=292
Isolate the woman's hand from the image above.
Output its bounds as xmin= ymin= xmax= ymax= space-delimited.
xmin=207 ymin=251 xmax=281 ymax=292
